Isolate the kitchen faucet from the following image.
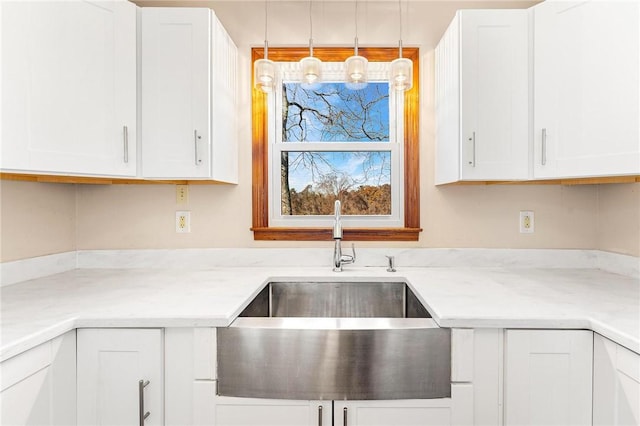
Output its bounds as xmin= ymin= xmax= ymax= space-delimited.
xmin=332 ymin=200 xmax=356 ymax=272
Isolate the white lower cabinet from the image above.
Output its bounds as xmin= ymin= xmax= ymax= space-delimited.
xmin=593 ymin=333 xmax=640 ymax=426
xmin=77 ymin=328 xmax=163 ymax=426
xmin=335 ymin=399 xmax=453 ymax=426
xmin=212 ymin=398 xmax=455 ymax=426
xmin=504 ymin=329 xmax=593 ymax=426
xmin=213 ymin=397 xmax=330 ymax=426
xmin=0 ymin=331 xmax=76 ymax=426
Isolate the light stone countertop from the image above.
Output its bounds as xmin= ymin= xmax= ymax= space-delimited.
xmin=1 ymin=266 xmax=638 ymax=362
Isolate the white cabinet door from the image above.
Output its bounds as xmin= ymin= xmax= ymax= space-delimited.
xmin=593 ymin=334 xmax=640 ymax=426
xmin=533 ymin=0 xmax=640 ymax=178
xmin=435 ymin=9 xmax=529 ymax=184
xmin=77 ymin=328 xmax=163 ymax=426
xmin=1 ymin=0 xmax=137 ymax=177
xmin=0 ymin=331 xmax=76 ymax=426
xmin=504 ymin=329 xmax=593 ymax=426
xmin=213 ymin=397 xmax=330 ymax=426
xmin=335 ymin=399 xmax=453 ymax=426
xmin=141 ymin=8 xmax=212 ymax=179
xmin=459 ymin=10 xmax=529 ymax=181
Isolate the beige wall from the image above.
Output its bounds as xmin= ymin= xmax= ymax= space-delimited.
xmin=1 ymin=0 xmax=638 ymax=261
xmin=597 ymin=183 xmax=640 ymax=256
xmin=0 ymin=180 xmax=76 ymax=262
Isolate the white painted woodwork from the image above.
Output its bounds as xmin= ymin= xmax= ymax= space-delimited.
xmin=472 ymin=329 xmax=504 ymax=426
xmin=141 ymin=7 xmax=238 ymax=182
xmin=77 ymin=328 xmax=163 ymax=426
xmin=436 ymin=9 xmax=529 ymax=184
xmin=593 ymin=333 xmax=640 ymax=426
xmin=451 ymin=384 xmax=474 ymax=426
xmin=336 ymin=399 xmax=453 ymax=426
xmin=165 ymin=327 xmax=218 ymax=426
xmin=0 ymin=331 xmax=76 ymax=426
xmin=1 ymin=0 xmax=137 ymax=177
xmin=533 ymin=0 xmax=640 ymax=178
xmin=214 ymin=396 xmax=331 ymax=426
xmin=451 ymin=328 xmax=474 ymax=382
xmin=194 ymin=327 xmax=217 ymax=380
xmin=504 ymin=329 xmax=593 ymax=426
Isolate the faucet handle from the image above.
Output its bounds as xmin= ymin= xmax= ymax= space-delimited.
xmin=385 ymin=255 xmax=396 ymax=272
xmin=342 ymin=244 xmax=356 ymax=264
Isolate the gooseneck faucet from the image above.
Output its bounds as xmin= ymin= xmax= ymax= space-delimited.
xmin=333 ymin=200 xmax=356 ymax=272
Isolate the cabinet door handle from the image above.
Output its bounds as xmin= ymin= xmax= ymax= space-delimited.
xmin=194 ymin=130 xmax=202 ymax=166
xmin=139 ymin=380 xmax=150 ymax=425
xmin=318 ymin=405 xmax=322 ymax=426
xmin=343 ymin=407 xmax=348 ymax=426
xmin=541 ymin=128 xmax=547 ymax=166
xmin=123 ymin=125 xmax=129 ymax=164
xmin=468 ymin=132 xmax=476 ymax=167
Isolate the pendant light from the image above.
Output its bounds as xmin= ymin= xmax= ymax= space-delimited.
xmin=345 ymin=0 xmax=368 ymax=90
xmin=254 ymin=0 xmax=276 ymax=93
xmin=390 ymin=0 xmax=412 ymax=91
xmin=299 ymin=0 xmax=322 ymax=89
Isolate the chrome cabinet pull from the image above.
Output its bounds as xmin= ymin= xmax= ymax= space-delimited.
xmin=468 ymin=132 xmax=476 ymax=167
xmin=343 ymin=407 xmax=348 ymax=426
xmin=194 ymin=130 xmax=202 ymax=166
xmin=123 ymin=125 xmax=129 ymax=164
xmin=541 ymin=128 xmax=547 ymax=166
xmin=318 ymin=405 xmax=322 ymax=426
xmin=138 ymin=380 xmax=150 ymax=425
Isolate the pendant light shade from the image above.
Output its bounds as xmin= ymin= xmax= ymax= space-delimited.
xmin=390 ymin=56 xmax=412 ymax=91
xmin=390 ymin=0 xmax=412 ymax=91
xmin=255 ymin=55 xmax=277 ymax=93
xmin=345 ymin=0 xmax=367 ymax=90
xmin=300 ymin=0 xmax=322 ymax=89
xmin=345 ymin=52 xmax=368 ymax=90
xmin=300 ymin=56 xmax=322 ymax=88
xmin=255 ymin=1 xmax=276 ymax=93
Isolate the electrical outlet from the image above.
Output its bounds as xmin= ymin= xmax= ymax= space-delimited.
xmin=176 ymin=211 xmax=191 ymax=233
xmin=176 ymin=185 xmax=188 ymax=204
xmin=519 ymin=211 xmax=534 ymax=234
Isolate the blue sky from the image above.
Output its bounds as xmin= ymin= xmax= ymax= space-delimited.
xmin=283 ymin=82 xmax=391 ymax=192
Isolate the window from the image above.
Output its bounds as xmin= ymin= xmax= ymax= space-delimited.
xmin=252 ymin=47 xmax=421 ymax=241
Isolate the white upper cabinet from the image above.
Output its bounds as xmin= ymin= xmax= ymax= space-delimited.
xmin=533 ymin=0 xmax=640 ymax=179
xmin=141 ymin=7 xmax=238 ymax=182
xmin=1 ymin=0 xmax=138 ymax=177
xmin=436 ymin=9 xmax=530 ymax=184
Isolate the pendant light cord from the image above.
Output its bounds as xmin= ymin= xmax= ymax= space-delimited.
xmin=264 ymin=0 xmax=269 ymax=58
xmin=398 ymin=0 xmax=403 ymax=58
xmin=309 ymin=0 xmax=313 ymax=56
xmin=354 ymin=0 xmax=359 ymax=55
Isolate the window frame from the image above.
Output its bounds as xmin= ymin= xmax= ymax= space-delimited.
xmin=252 ymin=47 xmax=421 ymax=241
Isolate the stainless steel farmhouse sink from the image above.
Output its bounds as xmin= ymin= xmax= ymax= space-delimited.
xmin=217 ymin=280 xmax=451 ymax=400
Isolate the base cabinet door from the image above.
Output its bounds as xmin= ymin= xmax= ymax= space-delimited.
xmin=335 ymin=400 xmax=452 ymax=426
xmin=0 ymin=331 xmax=76 ymax=426
xmin=504 ymin=329 xmax=593 ymax=426
xmin=213 ymin=397 xmax=330 ymax=426
xmin=77 ymin=328 xmax=163 ymax=426
xmin=593 ymin=334 xmax=640 ymax=426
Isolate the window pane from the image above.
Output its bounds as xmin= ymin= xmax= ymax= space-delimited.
xmin=282 ymin=83 xmax=390 ymax=142
xmin=281 ymin=151 xmax=391 ymax=215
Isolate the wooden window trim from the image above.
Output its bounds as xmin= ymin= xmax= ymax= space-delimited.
xmin=251 ymin=47 xmax=422 ymax=241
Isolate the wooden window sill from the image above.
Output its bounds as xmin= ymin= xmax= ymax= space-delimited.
xmin=251 ymin=227 xmax=422 ymax=242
